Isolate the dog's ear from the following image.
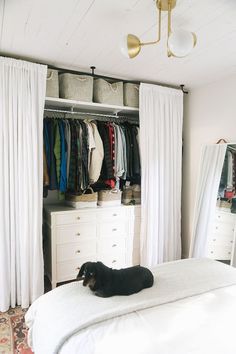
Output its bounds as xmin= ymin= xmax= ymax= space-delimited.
xmin=76 ymin=262 xmax=87 ymax=281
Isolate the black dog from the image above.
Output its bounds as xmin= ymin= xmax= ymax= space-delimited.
xmin=76 ymin=261 xmax=154 ymax=297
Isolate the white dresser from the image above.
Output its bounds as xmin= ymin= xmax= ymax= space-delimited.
xmin=206 ymin=210 xmax=236 ymax=264
xmin=43 ymin=204 xmax=141 ymax=288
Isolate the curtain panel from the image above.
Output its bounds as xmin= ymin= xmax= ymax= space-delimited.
xmin=0 ymin=57 xmax=47 ymax=311
xmin=139 ymin=83 xmax=183 ymax=267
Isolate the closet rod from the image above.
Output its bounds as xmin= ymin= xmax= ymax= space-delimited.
xmin=0 ymin=54 xmax=187 ymax=93
xmin=44 ymin=108 xmax=138 ymax=120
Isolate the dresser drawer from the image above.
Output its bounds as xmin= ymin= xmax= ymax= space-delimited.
xmin=212 ymin=222 xmax=235 ymax=236
xmin=97 ymin=236 xmax=125 ymax=254
xmin=98 ymin=221 xmax=128 ymax=237
xmin=98 ymin=208 xmax=126 ymax=221
xmin=208 ymin=233 xmax=234 ymax=247
xmin=99 ymin=253 xmax=126 ymax=269
xmin=206 ymin=244 xmax=232 ymax=260
xmin=56 ymin=224 xmax=96 ymax=244
xmin=57 ymin=240 xmax=96 ymax=262
xmin=56 ymin=256 xmax=96 ymax=282
xmin=55 ymin=211 xmax=96 ymax=226
xmin=215 ymin=212 xmax=236 ymax=225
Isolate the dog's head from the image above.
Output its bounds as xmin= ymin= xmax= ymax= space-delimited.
xmin=76 ymin=262 xmax=100 ymax=290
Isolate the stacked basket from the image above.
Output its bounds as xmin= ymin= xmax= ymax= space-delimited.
xmin=45 ymin=69 xmax=140 ymax=107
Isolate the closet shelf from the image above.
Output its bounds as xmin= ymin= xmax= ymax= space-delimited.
xmin=45 ymin=97 xmax=139 ymax=116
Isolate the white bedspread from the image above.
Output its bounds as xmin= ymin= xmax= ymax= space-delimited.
xmin=25 ymin=259 xmax=236 ymax=354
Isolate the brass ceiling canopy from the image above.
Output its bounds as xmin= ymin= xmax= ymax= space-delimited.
xmin=157 ymin=0 xmax=176 ymax=11
xmin=121 ymin=0 xmax=197 ymax=59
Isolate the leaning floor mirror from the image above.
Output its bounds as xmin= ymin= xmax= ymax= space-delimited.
xmin=190 ymin=142 xmax=236 ymax=266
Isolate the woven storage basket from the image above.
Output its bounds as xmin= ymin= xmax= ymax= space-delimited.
xmin=124 ymin=83 xmax=139 ymax=108
xmin=46 ymin=69 xmax=59 ymax=98
xmin=132 ymin=184 xmax=141 ymax=204
xmin=122 ymin=187 xmax=133 ymax=205
xmin=93 ymin=79 xmax=123 ymax=106
xmin=218 ymin=198 xmax=232 ymax=212
xmin=98 ymin=189 xmax=122 ymax=207
xmin=59 ymin=73 xmax=93 ymax=102
xmin=65 ymin=188 xmax=97 ymax=209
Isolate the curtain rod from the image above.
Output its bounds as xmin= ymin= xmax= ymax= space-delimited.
xmin=44 ymin=108 xmax=138 ymax=120
xmin=0 ymin=52 xmax=188 ymax=93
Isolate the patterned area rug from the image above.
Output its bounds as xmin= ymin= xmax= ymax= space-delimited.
xmin=0 ymin=307 xmax=33 ymax=354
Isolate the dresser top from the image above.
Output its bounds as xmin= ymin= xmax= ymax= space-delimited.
xmin=44 ymin=203 xmax=141 ymax=214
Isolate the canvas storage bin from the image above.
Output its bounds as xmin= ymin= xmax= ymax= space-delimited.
xmin=132 ymin=184 xmax=141 ymax=204
xmin=124 ymin=83 xmax=139 ymax=108
xmin=93 ymin=79 xmax=123 ymax=106
xmin=46 ymin=69 xmax=59 ymax=98
xmin=59 ymin=73 xmax=93 ymax=102
xmin=65 ymin=188 xmax=97 ymax=209
xmin=98 ymin=189 xmax=122 ymax=207
xmin=122 ymin=186 xmax=133 ymax=205
xmin=217 ymin=198 xmax=232 ymax=212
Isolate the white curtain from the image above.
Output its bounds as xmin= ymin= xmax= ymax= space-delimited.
xmin=190 ymin=144 xmax=227 ymax=258
xmin=139 ymin=83 xmax=183 ymax=267
xmin=0 ymin=57 xmax=47 ymax=312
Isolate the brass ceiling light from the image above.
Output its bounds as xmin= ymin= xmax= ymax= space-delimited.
xmin=120 ymin=0 xmax=197 ymax=59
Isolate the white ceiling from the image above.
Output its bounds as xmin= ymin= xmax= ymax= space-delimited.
xmin=1 ymin=0 xmax=236 ymax=88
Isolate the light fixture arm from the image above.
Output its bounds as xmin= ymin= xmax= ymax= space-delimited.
xmin=140 ymin=5 xmax=162 ymax=47
xmin=167 ymin=0 xmax=172 ymax=57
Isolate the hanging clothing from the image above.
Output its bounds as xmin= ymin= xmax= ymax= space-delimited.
xmin=227 ymin=150 xmax=233 ymax=188
xmin=54 ymin=121 xmax=61 ymax=188
xmin=44 ymin=119 xmax=58 ymax=190
xmin=68 ymin=120 xmax=78 ymax=192
xmin=114 ymin=124 xmax=125 ymax=178
xmin=43 ymin=118 xmax=140 ymax=195
xmin=89 ymin=122 xmax=104 ymax=184
xmin=97 ymin=122 xmax=114 ymax=180
xmin=58 ymin=120 xmax=67 ymax=192
xmin=64 ymin=120 xmax=71 ymax=181
xmin=131 ymin=125 xmax=141 ymax=178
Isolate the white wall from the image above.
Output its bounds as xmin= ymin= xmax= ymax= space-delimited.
xmin=182 ymin=74 xmax=236 ymax=258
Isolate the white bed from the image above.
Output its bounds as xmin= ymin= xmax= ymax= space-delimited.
xmin=25 ymin=258 xmax=236 ymax=354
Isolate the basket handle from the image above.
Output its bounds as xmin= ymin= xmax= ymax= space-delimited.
xmin=47 ymin=71 xmax=54 ymax=80
xmin=82 ymin=186 xmax=94 ymax=194
xmin=109 ymin=82 xmax=118 ymax=92
xmin=75 ymin=77 xmax=89 ymax=82
xmin=110 ymin=188 xmax=119 ymax=194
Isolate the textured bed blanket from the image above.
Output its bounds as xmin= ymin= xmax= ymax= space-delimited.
xmin=25 ymin=258 xmax=236 ymax=354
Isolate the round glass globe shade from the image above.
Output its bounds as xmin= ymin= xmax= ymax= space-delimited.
xmin=168 ymin=29 xmax=195 ymax=57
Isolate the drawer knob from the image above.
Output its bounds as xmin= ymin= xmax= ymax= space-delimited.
xmin=77 ymin=217 xmax=80 ymax=220
xmin=76 ymin=250 xmax=81 ymax=253
xmin=211 ymin=251 xmax=214 ymax=254
xmin=228 ymin=252 xmax=231 ymax=255
xmin=112 ymin=244 xmax=117 ymax=247
xmin=231 ymin=240 xmax=233 ymax=243
xmin=213 ymin=239 xmax=216 ymax=242
xmin=77 ymin=233 xmax=80 ymax=236
xmin=76 ymin=267 xmax=80 ymax=270
xmin=113 ymin=214 xmax=117 ymax=217
xmin=216 ymin=227 xmax=218 ymax=230
xmin=112 ymin=260 xmax=117 ymax=263
xmin=112 ymin=228 xmax=117 ymax=232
